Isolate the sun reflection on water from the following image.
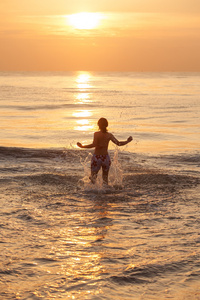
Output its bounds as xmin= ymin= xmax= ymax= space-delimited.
xmin=76 ymin=73 xmax=92 ymax=91
xmin=74 ymin=72 xmax=93 ymax=104
xmin=73 ymin=110 xmax=92 ymax=118
xmin=73 ymin=72 xmax=95 ymax=132
xmin=75 ymin=93 xmax=90 ymax=104
xmin=73 ymin=111 xmax=94 ymax=131
xmin=46 ymin=201 xmax=112 ymax=299
xmin=76 ymin=73 xmax=91 ymax=83
xmin=76 ymin=119 xmax=89 ymax=125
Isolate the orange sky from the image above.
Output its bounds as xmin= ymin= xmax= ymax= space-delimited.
xmin=0 ymin=0 xmax=200 ymax=71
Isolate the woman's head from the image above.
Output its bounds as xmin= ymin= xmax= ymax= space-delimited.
xmin=98 ymin=118 xmax=108 ymax=133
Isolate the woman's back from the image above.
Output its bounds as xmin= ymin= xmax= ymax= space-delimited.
xmin=93 ymin=131 xmax=111 ymax=155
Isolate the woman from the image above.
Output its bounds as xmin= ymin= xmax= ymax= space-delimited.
xmin=77 ymin=118 xmax=132 ymax=185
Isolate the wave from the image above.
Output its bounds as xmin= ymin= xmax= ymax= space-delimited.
xmin=0 ymin=146 xmax=74 ymax=159
xmin=0 ymin=103 xmax=97 ymax=111
xmin=110 ymin=253 xmax=199 ymax=285
xmin=164 ymin=153 xmax=200 ymax=164
xmin=0 ymin=146 xmax=199 ymax=200
xmin=1 ymin=145 xmax=200 ymax=175
xmin=0 ymin=102 xmax=137 ymax=111
xmin=1 ymin=150 xmax=199 ymax=207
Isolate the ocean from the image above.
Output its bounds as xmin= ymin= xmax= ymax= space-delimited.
xmin=0 ymin=72 xmax=200 ymax=299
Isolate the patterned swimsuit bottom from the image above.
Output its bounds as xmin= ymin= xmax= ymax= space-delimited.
xmin=91 ymin=154 xmax=111 ymax=173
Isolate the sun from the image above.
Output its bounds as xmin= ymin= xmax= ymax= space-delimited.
xmin=68 ymin=12 xmax=102 ymax=30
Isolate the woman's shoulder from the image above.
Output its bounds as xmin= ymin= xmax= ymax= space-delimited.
xmin=94 ymin=131 xmax=100 ymax=135
xmin=94 ymin=131 xmax=112 ymax=137
xmin=107 ymin=132 xmax=113 ymax=137
xmin=106 ymin=132 xmax=114 ymax=140
xmin=94 ymin=130 xmax=110 ymax=134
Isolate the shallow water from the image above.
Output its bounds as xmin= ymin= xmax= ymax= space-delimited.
xmin=0 ymin=147 xmax=199 ymax=299
xmin=0 ymin=72 xmax=200 ymax=299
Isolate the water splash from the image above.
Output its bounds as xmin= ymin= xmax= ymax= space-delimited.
xmin=78 ymin=149 xmax=123 ymax=193
xmin=109 ymin=148 xmax=123 ymax=187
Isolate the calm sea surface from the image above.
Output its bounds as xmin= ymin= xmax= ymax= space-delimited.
xmin=0 ymin=72 xmax=200 ymax=299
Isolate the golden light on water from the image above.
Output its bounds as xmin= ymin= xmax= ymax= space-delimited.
xmin=73 ymin=110 xmax=93 ymax=132
xmin=76 ymin=73 xmax=91 ymax=83
xmin=73 ymin=72 xmax=94 ymax=133
xmin=73 ymin=110 xmax=92 ymax=118
xmin=67 ymin=12 xmax=103 ymax=30
xmin=44 ymin=203 xmax=111 ymax=299
xmin=75 ymin=72 xmax=93 ymax=105
xmin=76 ymin=119 xmax=89 ymax=125
xmin=76 ymin=73 xmax=92 ymax=90
xmin=75 ymin=125 xmax=93 ymax=131
xmin=75 ymin=93 xmax=90 ymax=104
xmin=77 ymin=83 xmax=91 ymax=89
xmin=75 ymin=118 xmax=93 ymax=131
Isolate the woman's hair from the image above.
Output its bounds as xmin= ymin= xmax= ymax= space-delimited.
xmin=98 ymin=118 xmax=108 ymax=133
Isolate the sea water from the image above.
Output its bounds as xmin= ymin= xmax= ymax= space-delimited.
xmin=0 ymin=72 xmax=200 ymax=299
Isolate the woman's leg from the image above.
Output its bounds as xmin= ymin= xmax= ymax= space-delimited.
xmin=90 ymin=171 xmax=98 ymax=184
xmin=90 ymin=155 xmax=100 ymax=184
xmin=102 ymin=155 xmax=111 ymax=185
xmin=102 ymin=169 xmax=109 ymax=185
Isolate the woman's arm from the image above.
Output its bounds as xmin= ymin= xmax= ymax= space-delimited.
xmin=77 ymin=133 xmax=97 ymax=149
xmin=77 ymin=142 xmax=95 ymax=149
xmin=110 ymin=134 xmax=133 ymax=146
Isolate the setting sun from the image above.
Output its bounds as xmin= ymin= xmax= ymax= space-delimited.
xmin=67 ymin=12 xmax=102 ymax=30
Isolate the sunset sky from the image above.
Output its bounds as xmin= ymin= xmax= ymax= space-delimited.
xmin=1 ymin=0 xmax=200 ymax=71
